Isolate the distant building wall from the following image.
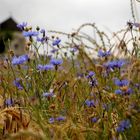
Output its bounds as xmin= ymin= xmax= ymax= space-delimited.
xmin=0 ymin=17 xmax=26 ymax=57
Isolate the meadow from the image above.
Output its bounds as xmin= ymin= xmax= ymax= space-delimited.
xmin=0 ymin=4 xmax=140 ymax=140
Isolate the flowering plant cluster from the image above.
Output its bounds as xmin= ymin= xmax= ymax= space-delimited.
xmin=0 ymin=21 xmax=140 ymax=140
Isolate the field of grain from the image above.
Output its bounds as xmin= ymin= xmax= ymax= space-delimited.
xmin=0 ymin=1 xmax=140 ymax=140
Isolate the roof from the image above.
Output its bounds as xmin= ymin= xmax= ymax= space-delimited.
xmin=0 ymin=17 xmax=20 ymax=32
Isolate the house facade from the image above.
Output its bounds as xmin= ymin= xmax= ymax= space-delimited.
xmin=0 ymin=17 xmax=26 ymax=57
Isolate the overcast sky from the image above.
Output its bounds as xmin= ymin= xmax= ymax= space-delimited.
xmin=0 ymin=0 xmax=140 ymax=33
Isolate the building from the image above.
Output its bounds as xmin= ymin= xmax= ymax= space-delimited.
xmin=0 ymin=17 xmax=26 ymax=57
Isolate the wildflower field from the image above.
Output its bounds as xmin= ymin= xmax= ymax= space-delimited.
xmin=0 ymin=3 xmax=140 ymax=140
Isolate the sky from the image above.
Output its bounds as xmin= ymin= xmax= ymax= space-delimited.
xmin=0 ymin=0 xmax=140 ymax=33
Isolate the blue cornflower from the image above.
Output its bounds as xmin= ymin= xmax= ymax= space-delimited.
xmin=115 ymin=89 xmax=123 ymax=95
xmin=37 ymin=64 xmax=54 ymax=71
xmin=116 ymin=60 xmax=125 ymax=68
xmin=20 ymin=54 xmax=29 ymax=61
xmin=70 ymin=48 xmax=78 ymax=53
xmin=13 ymin=78 xmax=23 ymax=90
xmin=98 ymin=50 xmax=111 ymax=57
xmin=127 ymin=21 xmax=140 ymax=28
xmin=40 ymin=29 xmax=45 ymax=33
xmin=86 ymin=71 xmax=95 ymax=78
xmin=12 ymin=54 xmax=29 ymax=65
xmin=23 ymin=31 xmax=39 ymax=37
xmin=50 ymin=58 xmax=63 ymax=66
xmin=104 ymin=60 xmax=125 ymax=70
xmin=52 ymin=39 xmax=61 ymax=46
xmin=116 ymin=119 xmax=131 ymax=133
xmin=37 ymin=64 xmax=44 ymax=71
xmin=56 ymin=116 xmax=66 ymax=121
xmin=133 ymin=22 xmax=140 ymax=28
xmin=122 ymin=88 xmax=133 ymax=95
xmin=126 ymin=88 xmax=133 ymax=95
xmin=36 ymin=37 xmax=45 ymax=43
xmin=5 ymin=98 xmax=13 ymax=106
xmin=114 ymin=79 xmax=129 ymax=87
xmin=115 ymin=88 xmax=132 ymax=95
xmin=17 ymin=22 xmax=27 ymax=30
xmin=91 ymin=117 xmax=99 ymax=123
xmin=42 ymin=92 xmax=54 ymax=98
xmin=106 ymin=61 xmax=115 ymax=69
xmin=44 ymin=64 xmax=54 ymax=70
xmin=48 ymin=117 xmax=55 ymax=123
xmin=104 ymin=62 xmax=112 ymax=70
xmin=85 ymin=100 xmax=95 ymax=107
